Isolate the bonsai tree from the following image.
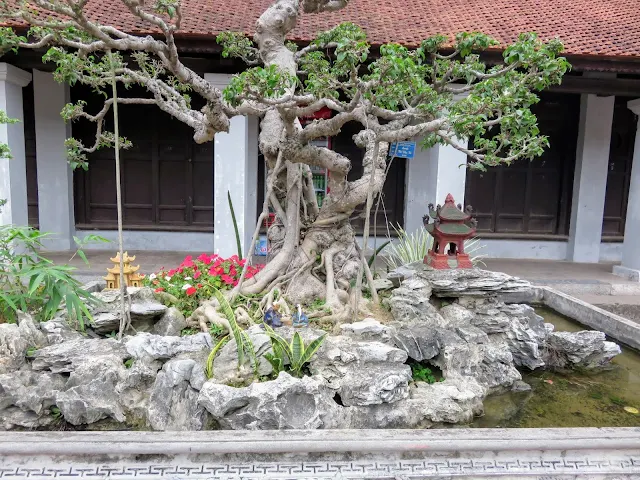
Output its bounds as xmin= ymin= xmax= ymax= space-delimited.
xmin=0 ymin=0 xmax=569 ymax=322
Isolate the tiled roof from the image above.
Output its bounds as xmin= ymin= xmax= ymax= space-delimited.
xmin=12 ymin=0 xmax=640 ymax=58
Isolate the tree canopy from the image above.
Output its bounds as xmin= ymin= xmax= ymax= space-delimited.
xmin=0 ymin=0 xmax=570 ymax=320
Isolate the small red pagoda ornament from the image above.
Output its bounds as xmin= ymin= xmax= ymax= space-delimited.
xmin=423 ymin=194 xmax=477 ymax=269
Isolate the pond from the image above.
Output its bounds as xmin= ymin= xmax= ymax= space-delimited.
xmin=471 ymin=307 xmax=640 ymax=428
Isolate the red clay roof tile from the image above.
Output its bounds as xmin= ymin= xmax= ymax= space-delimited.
xmin=10 ymin=0 xmax=640 ymax=58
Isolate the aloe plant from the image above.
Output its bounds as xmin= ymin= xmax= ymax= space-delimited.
xmin=263 ymin=324 xmax=326 ymax=377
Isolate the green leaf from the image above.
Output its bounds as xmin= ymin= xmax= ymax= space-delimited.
xmin=205 ymin=335 xmax=229 ymax=379
xmin=300 ymin=334 xmax=327 ymax=365
xmin=227 ymin=190 xmax=243 ymax=259
xmin=291 ymin=332 xmax=304 ymax=369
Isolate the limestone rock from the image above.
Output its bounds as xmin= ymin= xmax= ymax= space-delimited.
xmin=212 ymin=326 xmax=273 ymax=383
xmin=432 ymin=330 xmax=521 ymax=391
xmin=198 ymin=372 xmax=343 ymax=429
xmin=388 ymin=276 xmax=445 ymax=326
xmin=80 ymin=280 xmax=106 ymax=293
xmin=543 ymin=331 xmax=621 ymax=369
xmin=40 ymin=318 xmax=83 ymax=345
xmin=56 ymin=355 xmax=127 ymax=425
xmin=152 ymin=307 xmax=187 ymax=337
xmin=340 ymin=318 xmax=391 ymax=341
xmin=31 ymin=338 xmax=128 ymax=373
xmin=0 ymin=312 xmax=47 ymax=374
xmin=0 ymin=324 xmax=28 ymax=374
xmin=410 ymin=376 xmax=486 ymax=424
xmin=147 ymin=359 xmax=207 ymax=430
xmin=371 ymin=278 xmax=394 ymax=291
xmin=440 ymin=303 xmax=475 ymax=328
xmin=310 ymin=336 xmax=410 ymax=406
xmin=497 ymin=319 xmax=545 ymax=370
xmin=348 ymin=376 xmax=485 ymax=428
xmin=416 ymin=266 xmax=532 ymax=297
xmin=89 ymin=287 xmax=167 ymax=334
xmin=0 ymin=407 xmax=57 ymax=430
xmin=0 ymin=369 xmax=66 ymax=415
xmin=125 ymin=332 xmax=212 ymax=362
xmin=390 ymin=324 xmax=440 ymax=361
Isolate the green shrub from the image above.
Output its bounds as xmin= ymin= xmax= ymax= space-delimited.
xmin=0 ymin=226 xmax=106 ymax=329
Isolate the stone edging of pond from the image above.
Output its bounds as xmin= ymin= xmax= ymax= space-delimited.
xmin=501 ymin=286 xmax=640 ymax=351
xmin=1 ymin=428 xmax=640 ymax=478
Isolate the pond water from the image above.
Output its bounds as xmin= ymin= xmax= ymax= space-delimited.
xmin=470 ymin=308 xmax=640 ymax=428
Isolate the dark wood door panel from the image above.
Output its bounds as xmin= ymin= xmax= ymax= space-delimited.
xmin=603 ymin=96 xmax=636 ymax=238
xmin=72 ymin=84 xmax=214 ymax=231
xmin=465 ymin=93 xmax=580 ymax=237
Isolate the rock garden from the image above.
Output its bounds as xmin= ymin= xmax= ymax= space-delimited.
xmin=0 ymin=254 xmax=620 ymax=431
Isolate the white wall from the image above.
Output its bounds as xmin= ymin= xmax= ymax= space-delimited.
xmin=0 ymin=64 xmax=31 ymax=227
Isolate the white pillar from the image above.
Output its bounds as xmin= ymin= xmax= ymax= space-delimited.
xmin=613 ymin=99 xmax=640 ymax=281
xmin=33 ymin=70 xmax=75 ymax=250
xmin=0 ymin=64 xmax=32 ymax=227
xmin=566 ymin=93 xmax=615 ymax=263
xmin=204 ymin=73 xmax=259 ymax=258
xmin=405 ymin=141 xmax=468 ymax=234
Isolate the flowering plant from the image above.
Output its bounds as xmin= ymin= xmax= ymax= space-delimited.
xmin=143 ymin=254 xmax=263 ymax=317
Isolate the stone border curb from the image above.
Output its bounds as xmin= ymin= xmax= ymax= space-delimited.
xmin=2 ymin=429 xmax=640 ymax=479
xmin=541 ymin=286 xmax=640 ymax=351
xmin=1 ymin=428 xmax=640 ymax=455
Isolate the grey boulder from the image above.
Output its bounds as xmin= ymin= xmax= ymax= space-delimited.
xmin=543 ymin=331 xmax=621 ymax=369
xmin=0 ymin=312 xmax=47 ymax=374
xmin=31 ymin=338 xmax=128 ymax=373
xmin=56 ymin=355 xmax=127 ymax=425
xmin=125 ymin=332 xmax=212 ymax=361
xmin=388 ymin=276 xmax=446 ymax=326
xmin=198 ymin=372 xmax=343 ymax=430
xmin=310 ymin=336 xmax=410 ymax=406
xmin=147 ymin=358 xmax=207 ymax=431
xmin=152 ymin=307 xmax=187 ymax=337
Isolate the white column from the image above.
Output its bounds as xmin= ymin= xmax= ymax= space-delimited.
xmin=0 ymin=64 xmax=32 ymax=227
xmin=204 ymin=73 xmax=259 ymax=258
xmin=613 ymin=99 xmax=640 ymax=281
xmin=33 ymin=70 xmax=75 ymax=250
xmin=405 ymin=141 xmax=468 ymax=234
xmin=566 ymin=93 xmax=615 ymax=263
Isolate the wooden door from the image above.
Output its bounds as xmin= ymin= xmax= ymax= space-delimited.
xmin=73 ymin=85 xmax=214 ymax=231
xmin=602 ymin=97 xmax=637 ymax=238
xmin=465 ymin=93 xmax=580 ymax=236
xmin=22 ymin=82 xmax=39 ymax=227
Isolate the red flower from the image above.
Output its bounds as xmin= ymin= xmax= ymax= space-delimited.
xmin=209 ymin=266 xmax=223 ymax=276
xmin=221 ymin=274 xmax=235 ymax=285
xmin=229 ymin=255 xmax=239 ymax=264
xmin=181 ymin=255 xmax=194 ymax=268
xmin=168 ymin=269 xmax=177 ymax=276
xmin=197 ymin=283 xmax=203 ymax=288
xmin=154 ymin=287 xmax=164 ymax=292
xmin=197 ymin=253 xmax=213 ymax=265
xmin=186 ymin=286 xmax=197 ymax=296
xmin=194 ymin=270 xmax=201 ymax=280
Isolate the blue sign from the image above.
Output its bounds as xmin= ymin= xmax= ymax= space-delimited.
xmin=389 ymin=141 xmax=416 ymax=159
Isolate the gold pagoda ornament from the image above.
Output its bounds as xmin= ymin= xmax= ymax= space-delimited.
xmin=104 ymin=252 xmax=144 ymax=290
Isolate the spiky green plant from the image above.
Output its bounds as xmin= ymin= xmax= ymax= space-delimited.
xmin=211 ymin=288 xmax=257 ymax=375
xmin=263 ymin=324 xmax=326 ymax=377
xmin=383 ymin=224 xmax=486 ymax=270
xmin=205 ymin=335 xmax=229 ymax=379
